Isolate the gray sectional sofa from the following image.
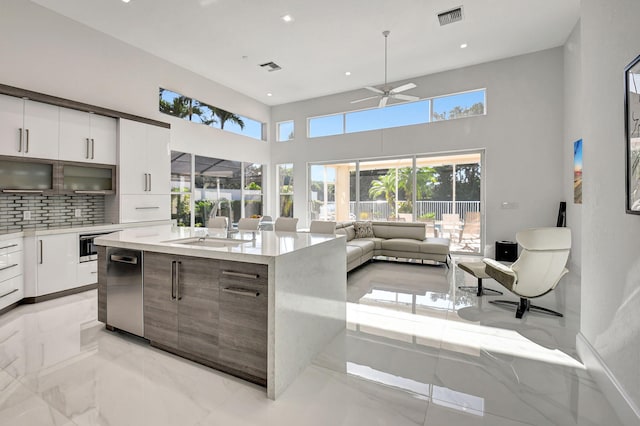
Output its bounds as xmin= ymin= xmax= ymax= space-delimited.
xmin=335 ymin=221 xmax=451 ymax=271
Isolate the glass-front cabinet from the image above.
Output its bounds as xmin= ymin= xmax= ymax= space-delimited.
xmin=0 ymin=158 xmax=54 ymax=194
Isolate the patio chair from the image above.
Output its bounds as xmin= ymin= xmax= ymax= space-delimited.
xmin=459 ymin=211 xmax=481 ymax=251
xmin=441 ymin=213 xmax=462 ymax=240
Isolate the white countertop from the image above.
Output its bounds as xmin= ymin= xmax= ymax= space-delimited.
xmin=0 ymin=221 xmax=173 ymax=241
xmin=94 ymin=224 xmax=340 ymax=263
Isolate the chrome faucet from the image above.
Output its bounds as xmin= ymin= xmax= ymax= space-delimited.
xmin=210 ymin=198 xmax=233 ymax=230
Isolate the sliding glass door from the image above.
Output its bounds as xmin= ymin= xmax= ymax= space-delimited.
xmin=309 ymin=151 xmax=482 ymax=254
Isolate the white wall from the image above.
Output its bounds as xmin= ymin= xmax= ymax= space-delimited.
xmin=564 ymin=22 xmax=583 ymax=271
xmin=271 ymin=48 xmax=567 ymax=244
xmin=578 ymin=0 xmax=640 ymax=421
xmin=0 ymin=0 xmax=271 ymax=178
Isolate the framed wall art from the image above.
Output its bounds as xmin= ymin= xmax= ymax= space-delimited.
xmin=624 ymin=55 xmax=640 ymax=213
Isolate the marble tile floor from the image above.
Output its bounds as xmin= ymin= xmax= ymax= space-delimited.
xmin=0 ymin=257 xmax=624 ymax=425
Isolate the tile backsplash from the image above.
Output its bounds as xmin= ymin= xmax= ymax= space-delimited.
xmin=0 ymin=194 xmax=105 ymax=232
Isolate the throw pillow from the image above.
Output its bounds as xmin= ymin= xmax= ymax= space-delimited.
xmin=354 ymin=221 xmax=375 ymax=238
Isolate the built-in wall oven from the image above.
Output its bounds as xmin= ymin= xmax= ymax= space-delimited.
xmin=79 ymin=232 xmax=118 ymax=263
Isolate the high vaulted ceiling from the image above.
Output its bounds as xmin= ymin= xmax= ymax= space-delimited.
xmin=30 ymin=0 xmax=580 ymax=106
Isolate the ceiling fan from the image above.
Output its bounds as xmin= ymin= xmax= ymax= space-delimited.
xmin=351 ymin=30 xmax=419 ymax=108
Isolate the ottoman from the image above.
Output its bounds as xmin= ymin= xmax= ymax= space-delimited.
xmin=458 ymin=261 xmax=503 ymax=297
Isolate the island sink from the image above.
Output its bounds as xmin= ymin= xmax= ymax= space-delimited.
xmin=164 ymin=236 xmax=254 ymax=248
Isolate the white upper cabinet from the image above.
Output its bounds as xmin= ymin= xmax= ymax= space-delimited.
xmin=59 ymin=108 xmax=116 ymax=164
xmin=0 ymin=95 xmax=59 ymax=160
xmin=119 ymin=119 xmax=170 ymax=195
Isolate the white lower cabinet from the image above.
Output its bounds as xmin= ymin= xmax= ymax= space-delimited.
xmin=35 ymin=234 xmax=77 ymax=297
xmin=77 ymin=260 xmax=98 ymax=286
xmin=0 ymin=237 xmax=24 ymax=311
xmin=119 ymin=194 xmax=170 ymax=223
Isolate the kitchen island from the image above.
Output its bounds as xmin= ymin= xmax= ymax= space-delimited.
xmin=95 ymin=225 xmax=346 ymax=400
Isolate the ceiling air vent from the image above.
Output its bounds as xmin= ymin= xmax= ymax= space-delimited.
xmin=438 ymin=6 xmax=463 ymax=26
xmin=259 ymin=61 xmax=282 ymax=72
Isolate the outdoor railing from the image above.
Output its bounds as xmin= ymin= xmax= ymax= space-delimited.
xmin=310 ymin=200 xmax=481 ymax=222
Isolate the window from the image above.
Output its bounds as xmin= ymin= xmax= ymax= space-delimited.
xmin=432 ymin=90 xmax=485 ymax=121
xmin=278 ymin=164 xmax=294 ymax=217
xmin=277 ymin=120 xmax=295 ymax=141
xmin=244 ymin=163 xmax=263 ymax=218
xmin=308 ymin=152 xmax=483 ymax=253
xmin=170 ymin=151 xmax=264 ymax=227
xmin=159 ymin=88 xmax=266 ymax=141
xmin=308 ymin=114 xmax=343 ymax=138
xmin=307 ymin=89 xmax=486 ymax=138
xmin=345 ymin=100 xmax=430 ymax=133
xmin=170 ymin=151 xmax=192 ymax=227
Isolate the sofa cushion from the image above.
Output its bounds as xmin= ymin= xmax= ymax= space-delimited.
xmin=418 ymin=238 xmax=451 ymax=255
xmin=380 ymin=238 xmax=423 ymax=253
xmin=372 ymin=222 xmax=425 ymax=240
xmin=336 ymin=225 xmax=356 ymax=241
xmin=354 ymin=221 xmax=375 ymax=238
xmin=346 ymin=245 xmax=363 ymax=263
xmin=347 ymin=239 xmax=375 ymax=253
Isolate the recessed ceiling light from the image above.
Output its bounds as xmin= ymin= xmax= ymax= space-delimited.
xmin=345 ymin=71 xmax=351 ymax=76
xmin=460 ymin=43 xmax=468 ymax=49
xmin=281 ymin=14 xmax=293 ymax=23
xmin=122 ymin=0 xmax=130 ymax=3
xmin=267 ymin=93 xmax=273 ymax=97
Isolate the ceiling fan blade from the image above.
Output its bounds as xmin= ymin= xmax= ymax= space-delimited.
xmin=390 ymin=83 xmax=416 ymax=94
xmin=378 ymin=96 xmax=389 ymax=108
xmin=364 ymin=86 xmax=385 ymax=95
xmin=392 ymin=94 xmax=420 ymax=102
xmin=350 ymin=96 xmax=380 ymax=104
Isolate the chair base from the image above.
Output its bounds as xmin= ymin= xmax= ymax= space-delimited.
xmin=458 ymin=277 xmax=503 ymax=297
xmin=489 ymin=298 xmax=563 ymax=319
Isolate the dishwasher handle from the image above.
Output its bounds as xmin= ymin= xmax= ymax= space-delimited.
xmin=109 ymin=254 xmax=138 ymax=265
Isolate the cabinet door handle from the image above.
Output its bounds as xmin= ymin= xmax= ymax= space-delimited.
xmin=2 ymin=189 xmax=44 ymax=194
xmin=25 ymin=128 xmax=29 ymax=153
xmin=135 ymin=206 xmax=159 ymax=210
xmin=221 ymin=270 xmax=259 ymax=279
xmin=222 ymin=287 xmax=260 ymax=297
xmin=143 ymin=173 xmax=148 ymax=191
xmin=39 ymin=240 xmax=43 ymax=264
xmin=0 ymin=243 xmax=18 ymax=250
xmin=18 ymin=128 xmax=23 ymax=152
xmin=0 ymin=263 xmax=18 ymax=272
xmin=0 ymin=288 xmax=18 ymax=299
xmin=109 ymin=255 xmax=138 ymax=265
xmin=176 ymin=261 xmax=181 ymax=301
xmin=171 ymin=260 xmax=177 ymax=300
xmin=91 ymin=138 xmax=95 ymax=159
xmin=86 ymin=138 xmax=90 ymax=159
xmin=148 ymin=173 xmax=151 ymax=192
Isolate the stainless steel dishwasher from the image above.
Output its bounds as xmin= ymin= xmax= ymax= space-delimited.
xmin=107 ymin=248 xmax=143 ymax=337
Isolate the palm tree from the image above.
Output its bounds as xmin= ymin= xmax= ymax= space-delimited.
xmin=212 ymin=107 xmax=245 ymax=130
xmin=368 ymin=172 xmax=398 ymax=214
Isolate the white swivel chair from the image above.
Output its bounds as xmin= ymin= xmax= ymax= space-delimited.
xmin=237 ymin=218 xmax=260 ymax=231
xmin=483 ymin=227 xmax=571 ymax=318
xmin=274 ymin=217 xmax=298 ymax=232
xmin=208 ymin=217 xmax=228 ymax=229
xmin=309 ymin=220 xmax=336 ymax=234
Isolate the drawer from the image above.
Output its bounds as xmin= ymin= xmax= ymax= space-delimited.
xmin=218 ymin=261 xmax=268 ymax=381
xmin=120 ymin=194 xmax=170 ymax=223
xmin=0 ymin=250 xmax=23 ymax=282
xmin=77 ymin=260 xmax=98 ymax=286
xmin=0 ymin=238 xmax=22 ymax=255
xmin=0 ymin=275 xmax=24 ymax=311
